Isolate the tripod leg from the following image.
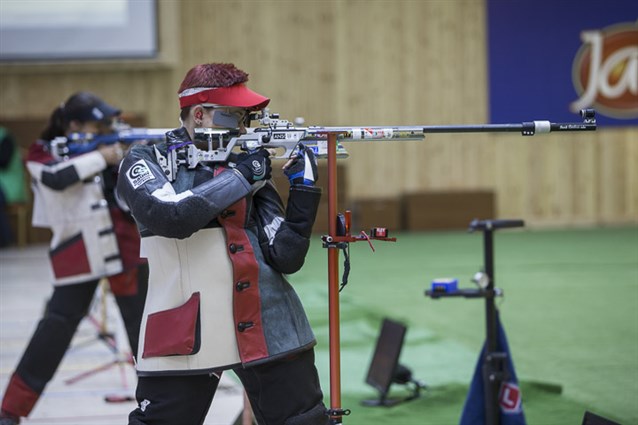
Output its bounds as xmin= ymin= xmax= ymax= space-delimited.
xmin=65 ymin=279 xmax=136 ymax=388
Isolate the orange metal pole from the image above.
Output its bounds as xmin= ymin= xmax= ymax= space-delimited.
xmin=327 ymin=132 xmax=342 ymax=423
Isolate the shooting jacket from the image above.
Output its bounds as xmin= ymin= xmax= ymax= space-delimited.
xmin=26 ymin=140 xmax=142 ymax=286
xmin=116 ymin=127 xmax=321 ymax=374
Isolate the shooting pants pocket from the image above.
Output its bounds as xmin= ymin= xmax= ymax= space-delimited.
xmin=142 ymin=292 xmax=201 ymax=358
xmin=49 ymin=232 xmax=91 ymax=279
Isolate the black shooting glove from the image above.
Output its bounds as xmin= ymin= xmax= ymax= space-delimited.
xmin=235 ymin=149 xmax=272 ymax=184
xmin=284 ymin=144 xmax=318 ymax=186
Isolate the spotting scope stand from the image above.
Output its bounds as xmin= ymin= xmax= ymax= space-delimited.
xmin=425 ymin=219 xmax=525 ymax=425
xmin=319 ymin=109 xmax=594 ymax=424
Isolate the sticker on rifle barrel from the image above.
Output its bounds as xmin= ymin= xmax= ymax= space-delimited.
xmin=351 ymin=128 xmax=394 ymax=140
xmin=127 ymin=159 xmax=155 ymax=189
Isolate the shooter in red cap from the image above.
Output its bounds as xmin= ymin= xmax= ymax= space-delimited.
xmin=117 ymin=63 xmax=328 ymax=425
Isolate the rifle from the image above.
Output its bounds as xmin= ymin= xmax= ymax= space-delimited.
xmin=157 ymin=108 xmax=597 ymax=181
xmin=51 ymin=108 xmax=597 ymax=166
xmin=50 ymin=126 xmax=170 ymax=160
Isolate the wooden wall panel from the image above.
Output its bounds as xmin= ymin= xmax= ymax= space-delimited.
xmin=0 ymin=0 xmax=635 ymax=227
xmin=597 ymin=128 xmax=637 ymax=224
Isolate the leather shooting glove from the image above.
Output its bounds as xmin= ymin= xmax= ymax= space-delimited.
xmin=283 ymin=143 xmax=318 ymax=186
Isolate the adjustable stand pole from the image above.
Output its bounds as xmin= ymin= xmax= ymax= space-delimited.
xmin=322 ymin=132 xmax=398 ymax=423
xmin=327 ymin=132 xmax=343 ymax=424
xmin=474 ymin=219 xmax=524 ymax=425
xmin=481 ymin=225 xmax=500 ymax=425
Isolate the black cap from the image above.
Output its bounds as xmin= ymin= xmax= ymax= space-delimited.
xmin=62 ymin=92 xmax=121 ymax=123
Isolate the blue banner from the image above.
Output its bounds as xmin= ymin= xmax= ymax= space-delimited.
xmin=488 ymin=0 xmax=638 ymax=126
xmin=459 ymin=311 xmax=526 ymax=425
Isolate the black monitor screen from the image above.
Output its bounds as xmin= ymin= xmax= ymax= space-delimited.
xmin=364 ymin=318 xmax=407 ymax=396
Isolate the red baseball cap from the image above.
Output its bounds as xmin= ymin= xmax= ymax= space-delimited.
xmin=178 ymin=84 xmax=270 ymax=110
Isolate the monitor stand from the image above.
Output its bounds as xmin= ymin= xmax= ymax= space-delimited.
xmin=360 ymin=395 xmax=405 ymax=407
xmin=360 ymin=383 xmax=423 ymax=408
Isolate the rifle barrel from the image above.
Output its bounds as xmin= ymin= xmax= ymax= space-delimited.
xmin=309 ymin=119 xmax=595 ymax=138
xmin=423 ymin=123 xmax=526 ymax=133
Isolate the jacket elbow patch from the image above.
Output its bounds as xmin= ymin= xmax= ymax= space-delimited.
xmin=41 ymin=166 xmax=80 ymax=190
xmin=135 ymin=195 xmax=216 ymax=239
xmin=267 ymin=226 xmax=309 ymax=274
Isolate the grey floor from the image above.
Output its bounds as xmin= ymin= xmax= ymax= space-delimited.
xmin=0 ymin=244 xmax=246 ymax=425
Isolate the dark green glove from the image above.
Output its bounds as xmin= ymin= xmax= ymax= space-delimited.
xmin=236 ymin=149 xmax=272 ymax=184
